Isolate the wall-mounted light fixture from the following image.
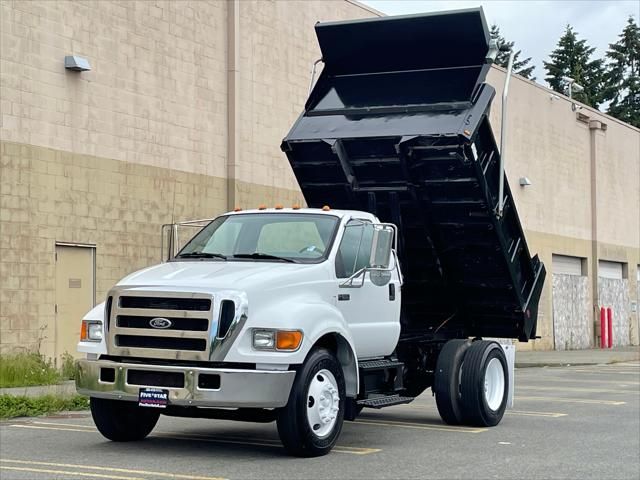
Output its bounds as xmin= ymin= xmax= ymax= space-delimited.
xmin=562 ymin=76 xmax=584 ymax=112
xmin=519 ymin=177 xmax=532 ymax=186
xmin=65 ymin=55 xmax=91 ymax=72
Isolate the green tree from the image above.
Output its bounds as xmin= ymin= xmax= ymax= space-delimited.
xmin=490 ymin=24 xmax=535 ymax=80
xmin=603 ymin=16 xmax=640 ymax=127
xmin=544 ymin=25 xmax=605 ymax=108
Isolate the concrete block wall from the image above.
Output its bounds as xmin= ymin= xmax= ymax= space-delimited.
xmin=0 ymin=140 xmax=227 ymax=357
xmin=0 ymin=0 xmax=379 ymax=356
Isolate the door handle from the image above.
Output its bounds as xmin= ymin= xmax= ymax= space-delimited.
xmin=389 ymin=283 xmax=396 ymax=301
xmin=338 ymin=294 xmax=350 ymax=301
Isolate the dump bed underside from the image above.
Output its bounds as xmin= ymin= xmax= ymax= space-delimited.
xmin=282 ymin=9 xmax=545 ymax=342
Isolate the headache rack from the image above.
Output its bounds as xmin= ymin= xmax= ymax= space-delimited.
xmin=282 ymin=8 xmax=546 ymax=342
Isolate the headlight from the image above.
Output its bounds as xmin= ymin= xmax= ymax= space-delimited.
xmin=81 ymin=320 xmax=103 ymax=342
xmin=252 ymin=329 xmax=303 ymax=351
xmin=252 ymin=330 xmax=275 ymax=349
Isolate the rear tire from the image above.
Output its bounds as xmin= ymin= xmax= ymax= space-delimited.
xmin=277 ymin=348 xmax=345 ymax=457
xmin=434 ymin=339 xmax=471 ymax=425
xmin=90 ymin=397 xmax=160 ymax=441
xmin=460 ymin=341 xmax=508 ymax=427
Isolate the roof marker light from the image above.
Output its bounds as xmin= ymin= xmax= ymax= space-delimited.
xmin=274 ymin=204 xmax=283 ymax=210
xmin=258 ymin=205 xmax=267 ymax=210
xmin=234 ymin=207 xmax=242 ymax=212
xmin=322 ymin=205 xmax=331 ymax=211
xmin=292 ymin=204 xmax=301 ymax=210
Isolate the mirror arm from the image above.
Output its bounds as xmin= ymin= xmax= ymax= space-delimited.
xmin=339 ymin=267 xmax=367 ymax=288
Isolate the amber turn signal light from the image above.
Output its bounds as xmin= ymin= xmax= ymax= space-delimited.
xmin=80 ymin=320 xmax=103 ymax=342
xmin=276 ymin=330 xmax=303 ymax=351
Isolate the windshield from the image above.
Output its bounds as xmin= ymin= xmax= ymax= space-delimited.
xmin=175 ymin=213 xmax=340 ymax=263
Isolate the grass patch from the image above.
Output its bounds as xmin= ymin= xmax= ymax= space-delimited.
xmin=60 ymin=352 xmax=80 ymax=381
xmin=0 ymin=353 xmax=63 ymax=388
xmin=0 ymin=394 xmax=89 ymax=419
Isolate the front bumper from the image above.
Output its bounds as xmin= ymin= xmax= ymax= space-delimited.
xmin=76 ymin=359 xmax=296 ymax=408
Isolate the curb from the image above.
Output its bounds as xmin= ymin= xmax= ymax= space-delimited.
xmin=0 ymin=380 xmax=77 ymax=398
xmin=515 ymin=353 xmax=640 ymax=369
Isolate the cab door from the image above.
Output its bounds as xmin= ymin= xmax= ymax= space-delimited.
xmin=334 ymin=219 xmax=401 ymax=358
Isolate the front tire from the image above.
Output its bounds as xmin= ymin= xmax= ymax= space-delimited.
xmin=90 ymin=397 xmax=160 ymax=441
xmin=460 ymin=341 xmax=508 ymax=427
xmin=276 ymin=348 xmax=345 ymax=457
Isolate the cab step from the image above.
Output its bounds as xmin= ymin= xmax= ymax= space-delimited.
xmin=357 ymin=395 xmax=414 ymax=409
xmin=358 ymin=358 xmax=404 ymax=370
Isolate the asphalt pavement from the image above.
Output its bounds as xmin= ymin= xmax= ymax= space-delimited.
xmin=1 ymin=361 xmax=639 ymax=480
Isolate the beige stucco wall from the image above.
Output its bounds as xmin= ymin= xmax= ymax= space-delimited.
xmin=236 ymin=0 xmax=377 ymax=193
xmin=0 ymin=0 xmax=378 ymax=356
xmin=487 ymin=67 xmax=640 ymax=350
xmin=0 ymin=1 xmax=637 ymax=355
xmin=0 ymin=0 xmax=229 ymax=177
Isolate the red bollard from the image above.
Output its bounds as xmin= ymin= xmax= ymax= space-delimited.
xmin=600 ymin=307 xmax=607 ymax=349
xmin=607 ymin=307 xmax=613 ymax=348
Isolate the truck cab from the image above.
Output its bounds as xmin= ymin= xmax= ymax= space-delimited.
xmin=76 ymin=8 xmax=545 ymax=457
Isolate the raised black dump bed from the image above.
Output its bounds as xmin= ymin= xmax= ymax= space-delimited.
xmin=282 ymin=8 xmax=545 ymax=343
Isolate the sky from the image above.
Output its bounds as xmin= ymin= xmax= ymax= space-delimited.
xmin=361 ymin=1 xmax=639 ymax=86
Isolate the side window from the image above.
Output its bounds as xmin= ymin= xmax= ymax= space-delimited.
xmin=335 ymin=220 xmax=374 ymax=278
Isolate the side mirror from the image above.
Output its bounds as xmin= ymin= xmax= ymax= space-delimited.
xmin=369 ymin=224 xmax=394 ymax=269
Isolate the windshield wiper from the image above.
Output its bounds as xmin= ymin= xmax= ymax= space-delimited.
xmin=176 ymin=252 xmax=227 ymax=260
xmin=231 ymin=252 xmax=297 ymax=263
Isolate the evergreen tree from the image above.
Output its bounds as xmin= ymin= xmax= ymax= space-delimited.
xmin=544 ymin=25 xmax=605 ymax=108
xmin=490 ymin=24 xmax=535 ymax=80
xmin=603 ymin=16 xmax=640 ymax=127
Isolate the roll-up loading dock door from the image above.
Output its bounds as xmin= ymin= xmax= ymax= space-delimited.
xmin=552 ymin=255 xmax=590 ymax=350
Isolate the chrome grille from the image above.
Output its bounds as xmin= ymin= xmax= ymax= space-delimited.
xmin=108 ymin=290 xmax=216 ymax=361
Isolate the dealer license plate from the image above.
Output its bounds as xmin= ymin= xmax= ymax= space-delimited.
xmin=138 ymin=388 xmax=169 ymax=408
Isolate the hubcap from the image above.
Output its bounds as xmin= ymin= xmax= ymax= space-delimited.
xmin=484 ymin=357 xmax=505 ymax=411
xmin=306 ymin=369 xmax=340 ymax=438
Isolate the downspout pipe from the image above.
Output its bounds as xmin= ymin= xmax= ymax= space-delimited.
xmin=226 ymin=0 xmax=239 ymax=210
xmin=497 ymin=50 xmax=515 ymax=218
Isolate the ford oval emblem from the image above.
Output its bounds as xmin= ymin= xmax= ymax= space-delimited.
xmin=149 ymin=317 xmax=172 ymax=329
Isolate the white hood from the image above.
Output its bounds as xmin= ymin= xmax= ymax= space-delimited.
xmin=117 ymin=260 xmax=321 ymax=294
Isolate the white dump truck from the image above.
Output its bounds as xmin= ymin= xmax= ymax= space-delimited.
xmin=76 ymin=8 xmax=546 ymax=457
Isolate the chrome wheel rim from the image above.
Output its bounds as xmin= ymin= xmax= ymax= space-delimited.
xmin=306 ymin=369 xmax=340 ymax=438
xmin=484 ymin=357 xmax=505 ymax=411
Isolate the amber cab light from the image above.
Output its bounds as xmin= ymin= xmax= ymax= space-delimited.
xmin=258 ymin=204 xmax=267 ymax=210
xmin=276 ymin=330 xmax=303 ymax=351
xmin=322 ymin=205 xmax=331 ymax=211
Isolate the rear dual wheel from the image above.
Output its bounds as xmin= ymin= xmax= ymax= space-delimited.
xmin=434 ymin=340 xmax=508 ymax=427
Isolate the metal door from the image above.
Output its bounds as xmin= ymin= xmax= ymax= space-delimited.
xmin=55 ymin=244 xmax=95 ymax=361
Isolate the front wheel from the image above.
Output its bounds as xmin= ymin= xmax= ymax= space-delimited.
xmin=90 ymin=397 xmax=160 ymax=441
xmin=276 ymin=348 xmax=345 ymax=457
